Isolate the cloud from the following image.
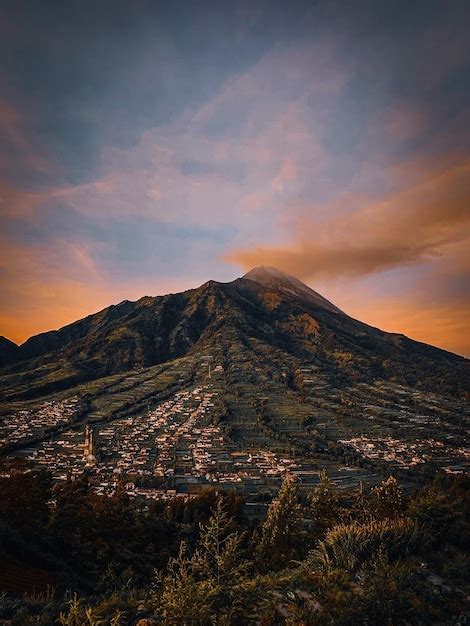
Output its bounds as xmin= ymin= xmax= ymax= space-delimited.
xmin=225 ymin=160 xmax=470 ymax=279
xmin=225 ymin=154 xmax=470 ymax=356
xmin=14 ymin=44 xmax=333 ymax=237
xmin=0 ymin=99 xmax=50 ymax=175
xmin=0 ymin=180 xmax=49 ymax=219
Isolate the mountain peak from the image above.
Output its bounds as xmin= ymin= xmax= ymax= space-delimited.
xmin=0 ymin=335 xmax=17 ymax=347
xmin=242 ymin=266 xmax=343 ymax=314
xmin=243 ymin=265 xmax=291 ymax=281
xmin=0 ymin=335 xmax=19 ymax=368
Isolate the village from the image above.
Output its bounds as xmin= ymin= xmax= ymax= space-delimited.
xmin=2 ymin=361 xmax=468 ymax=502
xmin=14 ymin=384 xmax=315 ymax=501
xmin=0 ymin=397 xmax=80 ymax=450
xmin=339 ymin=435 xmax=470 ymax=474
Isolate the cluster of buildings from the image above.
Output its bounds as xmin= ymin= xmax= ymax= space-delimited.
xmin=16 ymin=384 xmax=323 ymax=498
xmin=339 ymin=435 xmax=469 ymax=472
xmin=0 ymin=398 xmax=79 ymax=450
xmin=5 ymin=364 xmax=467 ymax=501
xmin=23 ymin=388 xmax=212 ymax=483
xmin=25 ymin=425 xmax=89 ymax=480
xmin=151 ymin=387 xmax=218 ymax=479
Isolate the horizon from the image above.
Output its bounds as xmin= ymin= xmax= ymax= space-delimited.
xmin=2 ymin=263 xmax=468 ymax=359
xmin=0 ymin=1 xmax=469 ymax=356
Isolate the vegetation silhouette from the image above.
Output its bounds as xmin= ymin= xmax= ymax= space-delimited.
xmin=0 ymin=462 xmax=468 ymax=624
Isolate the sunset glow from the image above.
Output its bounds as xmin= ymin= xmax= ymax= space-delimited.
xmin=0 ymin=1 xmax=469 ymax=355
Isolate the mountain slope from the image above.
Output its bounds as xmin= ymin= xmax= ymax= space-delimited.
xmin=0 ymin=268 xmax=467 ymax=402
xmin=243 ymin=266 xmax=343 ymax=314
xmin=0 ymin=337 xmax=18 ymax=368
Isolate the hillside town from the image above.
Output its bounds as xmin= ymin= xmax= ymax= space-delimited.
xmin=1 ymin=374 xmax=466 ymax=504
xmin=0 ymin=397 xmax=80 ymax=450
xmin=339 ymin=435 xmax=470 ymax=474
xmin=1 ymin=353 xmax=468 ymax=503
xmin=12 ymin=385 xmax=313 ymax=500
xmin=0 ymin=357 xmax=470 ymax=500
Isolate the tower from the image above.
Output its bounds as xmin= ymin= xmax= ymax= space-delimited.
xmin=84 ymin=424 xmax=99 ymax=464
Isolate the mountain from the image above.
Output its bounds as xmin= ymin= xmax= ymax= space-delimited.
xmin=0 ymin=267 xmax=468 ymax=488
xmin=0 ymin=267 xmax=467 ymax=407
xmin=0 ymin=336 xmax=18 ymax=368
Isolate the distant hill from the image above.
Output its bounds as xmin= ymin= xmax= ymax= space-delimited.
xmin=0 ymin=336 xmax=18 ymax=368
xmin=0 ymin=267 xmax=467 ymax=400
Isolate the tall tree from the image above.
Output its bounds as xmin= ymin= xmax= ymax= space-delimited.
xmin=256 ymin=475 xmax=305 ymax=571
xmin=155 ymin=499 xmax=249 ymax=624
xmin=309 ymin=469 xmax=340 ymax=540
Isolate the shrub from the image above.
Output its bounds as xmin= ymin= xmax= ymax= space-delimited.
xmin=368 ymin=476 xmax=404 ymax=520
xmin=58 ymin=593 xmax=122 ymax=626
xmin=353 ymin=548 xmax=452 ymax=625
xmin=310 ymin=517 xmax=427 ymax=571
xmin=408 ymin=485 xmax=468 ymax=547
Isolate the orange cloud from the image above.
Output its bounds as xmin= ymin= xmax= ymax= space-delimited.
xmin=225 ymin=159 xmax=470 ymax=356
xmin=225 ymin=160 xmax=470 ymax=280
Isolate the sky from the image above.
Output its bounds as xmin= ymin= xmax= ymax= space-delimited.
xmin=0 ymin=0 xmax=469 ymax=356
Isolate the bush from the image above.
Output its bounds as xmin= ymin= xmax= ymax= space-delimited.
xmin=352 ymin=549 xmax=453 ymax=625
xmin=310 ymin=518 xmax=427 ymax=572
xmin=408 ymin=485 xmax=468 ymax=547
xmin=58 ymin=594 xmax=122 ymax=626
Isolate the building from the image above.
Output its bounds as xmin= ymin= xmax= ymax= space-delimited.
xmin=84 ymin=424 xmax=100 ymax=465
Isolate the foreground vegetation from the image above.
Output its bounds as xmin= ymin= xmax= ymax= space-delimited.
xmin=0 ymin=462 xmax=468 ymax=625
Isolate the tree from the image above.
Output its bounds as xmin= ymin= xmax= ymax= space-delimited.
xmin=0 ymin=460 xmax=51 ymax=536
xmin=309 ymin=469 xmax=339 ymax=540
xmin=368 ymin=476 xmax=404 ymax=520
xmin=193 ymin=499 xmax=248 ymax=587
xmin=154 ymin=499 xmax=249 ymax=624
xmin=256 ymin=475 xmax=305 ymax=571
